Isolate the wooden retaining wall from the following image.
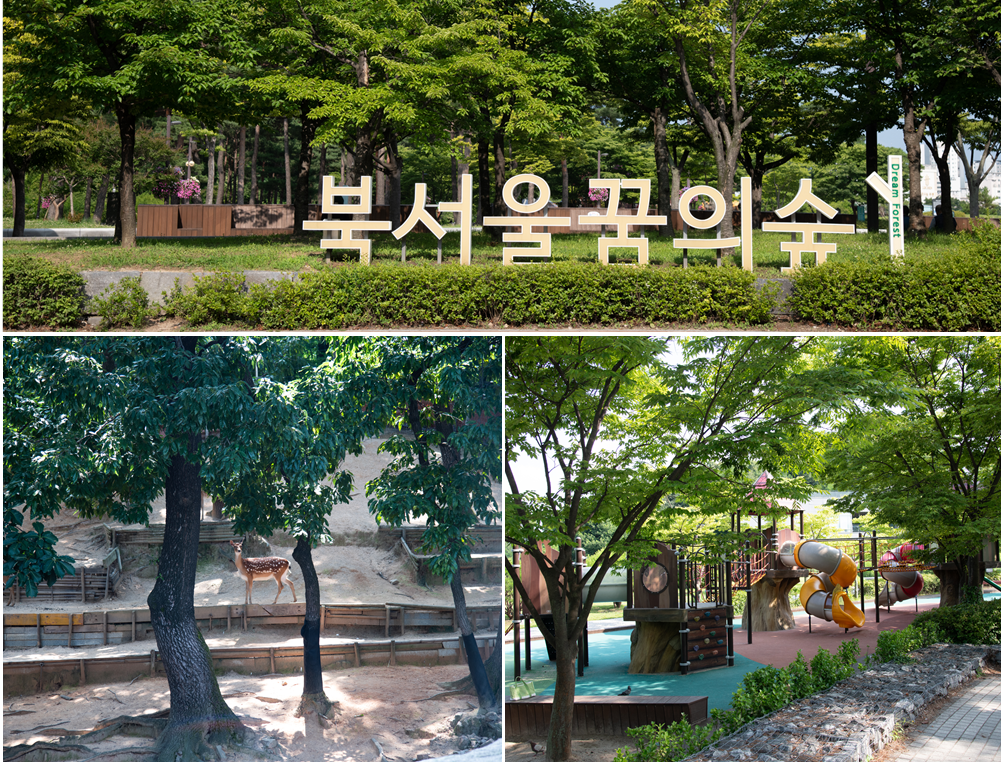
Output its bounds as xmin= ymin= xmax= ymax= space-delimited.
xmin=377 ymin=524 xmax=502 ymax=554
xmin=137 ymin=205 xmax=323 ymax=238
xmin=4 ymin=554 xmax=121 ymax=606
xmin=3 ymin=602 xmax=500 ymax=649
xmin=505 ymin=695 xmax=709 ymax=738
xmin=107 ymin=521 xmax=238 ymax=546
xmin=3 ymin=633 xmax=497 ymax=698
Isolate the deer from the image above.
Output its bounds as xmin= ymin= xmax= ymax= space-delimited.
xmin=230 ymin=539 xmax=297 ymax=606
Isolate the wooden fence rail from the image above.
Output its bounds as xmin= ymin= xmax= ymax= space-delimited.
xmin=3 ymin=634 xmax=497 ymax=697
xmin=3 ymin=602 xmax=501 ymax=649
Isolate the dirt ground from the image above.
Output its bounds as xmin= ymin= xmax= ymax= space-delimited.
xmin=3 ymin=438 xmax=503 ymax=760
xmin=3 ymin=666 xmax=484 ymax=762
xmin=504 ymin=737 xmax=636 ymax=762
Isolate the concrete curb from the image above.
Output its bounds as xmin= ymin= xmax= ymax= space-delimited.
xmin=81 ymin=270 xmax=301 ymax=306
xmin=4 ymin=228 xmax=115 ymax=238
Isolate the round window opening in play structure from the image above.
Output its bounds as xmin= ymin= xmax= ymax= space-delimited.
xmin=642 ymin=563 xmax=670 ymax=594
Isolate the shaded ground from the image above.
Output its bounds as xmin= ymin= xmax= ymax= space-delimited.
xmin=3 ymin=666 xmax=484 ymax=762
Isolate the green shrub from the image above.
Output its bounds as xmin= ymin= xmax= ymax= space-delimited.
xmin=909 ymin=599 xmax=1001 ymax=645
xmin=91 ymin=276 xmax=151 ymax=329
xmin=3 ymin=255 xmax=86 ymax=329
xmin=163 ymin=272 xmax=250 ymax=325
xmin=616 ymin=640 xmax=865 ymax=762
xmin=220 ymin=263 xmax=775 ymax=329
xmin=790 ymin=254 xmax=1001 ymax=330
xmin=614 ymin=719 xmax=725 ymax=762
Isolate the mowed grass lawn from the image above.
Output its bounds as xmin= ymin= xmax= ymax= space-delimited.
xmin=2 ymin=226 xmax=979 ymax=275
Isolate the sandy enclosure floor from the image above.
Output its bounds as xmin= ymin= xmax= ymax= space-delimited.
xmin=3 ymin=666 xmax=486 ymax=762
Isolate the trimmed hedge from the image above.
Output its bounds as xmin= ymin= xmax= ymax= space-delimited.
xmin=3 ymin=255 xmax=86 ymax=329
xmin=790 ymin=250 xmax=1001 ymax=331
xmin=190 ymin=263 xmax=775 ymax=329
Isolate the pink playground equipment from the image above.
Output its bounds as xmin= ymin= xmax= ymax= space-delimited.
xmin=878 ymin=544 xmax=926 ymax=605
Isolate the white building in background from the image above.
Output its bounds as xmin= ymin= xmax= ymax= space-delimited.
xmin=921 ymin=141 xmax=1001 ymax=206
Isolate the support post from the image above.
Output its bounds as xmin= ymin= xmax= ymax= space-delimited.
xmin=512 ymin=548 xmax=522 ymax=681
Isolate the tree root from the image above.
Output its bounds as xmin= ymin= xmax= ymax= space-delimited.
xmin=3 ymin=742 xmax=95 ymax=762
xmin=293 ymin=693 xmax=340 ymax=727
xmin=418 ymin=690 xmax=469 ymax=702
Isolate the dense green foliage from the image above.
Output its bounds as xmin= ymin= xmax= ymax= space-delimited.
xmin=789 ymin=251 xmax=1001 ymax=330
xmin=909 ymin=599 xmax=1001 ymax=646
xmin=614 ymin=641 xmax=862 ymax=762
xmin=149 ymin=264 xmax=774 ymax=328
xmin=91 ymin=276 xmax=153 ymax=329
xmin=2 ymin=255 xmax=85 ymax=328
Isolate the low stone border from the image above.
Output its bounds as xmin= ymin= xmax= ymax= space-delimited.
xmin=81 ymin=270 xmax=299 ymax=306
xmin=681 ymin=644 xmax=1000 ymax=762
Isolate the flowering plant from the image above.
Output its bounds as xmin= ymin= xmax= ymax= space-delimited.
xmin=176 ymin=178 xmax=201 ymax=200
xmin=41 ymin=196 xmax=56 ymax=210
xmin=588 ymin=187 xmax=609 ymax=204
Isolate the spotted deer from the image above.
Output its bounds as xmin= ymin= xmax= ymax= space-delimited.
xmin=230 ymin=539 xmax=297 ymax=605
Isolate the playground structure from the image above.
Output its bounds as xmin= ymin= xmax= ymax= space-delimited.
xmin=509 ymin=522 xmax=1000 ymax=678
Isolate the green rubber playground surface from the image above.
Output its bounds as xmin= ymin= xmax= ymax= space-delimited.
xmin=505 ymin=629 xmax=764 ymax=712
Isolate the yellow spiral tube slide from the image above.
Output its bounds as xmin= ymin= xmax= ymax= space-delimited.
xmin=793 ymin=541 xmax=865 ymax=629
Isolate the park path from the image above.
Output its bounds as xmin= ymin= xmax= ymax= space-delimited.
xmin=882 ymin=674 xmax=1001 ymax=762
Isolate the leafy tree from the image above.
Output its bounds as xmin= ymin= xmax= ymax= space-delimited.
xmin=825 ymin=337 xmax=1001 ymax=605
xmin=4 ymin=337 xmax=270 ymax=761
xmin=955 ymin=117 xmax=1001 ymax=218
xmin=209 ymin=337 xmax=389 ymax=722
xmin=9 ymin=0 xmax=256 ymax=247
xmin=366 ymin=336 xmax=502 ymax=711
xmin=2 ymin=18 xmax=86 ymax=236
xmin=505 ymin=336 xmax=863 ymax=762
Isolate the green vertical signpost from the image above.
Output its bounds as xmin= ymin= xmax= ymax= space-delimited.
xmin=866 ymin=155 xmax=905 ymax=258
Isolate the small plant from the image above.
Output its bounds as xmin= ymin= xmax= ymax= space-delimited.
xmin=162 ymin=272 xmax=250 ymax=325
xmin=615 ymin=719 xmax=724 ymax=762
xmin=67 ymin=212 xmax=84 ymax=224
xmin=3 ymin=255 xmax=86 ymax=329
xmin=92 ymin=276 xmax=151 ymax=329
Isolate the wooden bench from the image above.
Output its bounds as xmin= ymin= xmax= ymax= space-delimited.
xmin=505 ymin=694 xmax=709 ymax=738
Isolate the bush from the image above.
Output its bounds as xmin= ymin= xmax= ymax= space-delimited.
xmin=790 ymin=253 xmax=1001 ymax=330
xmin=204 ymin=263 xmax=775 ymax=328
xmin=614 ymin=719 xmax=724 ymax=762
xmin=91 ymin=276 xmax=151 ymax=329
xmin=3 ymin=255 xmax=86 ymax=329
xmin=909 ymin=599 xmax=1001 ymax=645
xmin=617 ymin=642 xmax=863 ymax=762
xmin=163 ymin=272 xmax=250 ymax=325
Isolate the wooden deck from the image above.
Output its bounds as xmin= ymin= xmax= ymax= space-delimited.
xmin=505 ymin=694 xmax=709 ymax=738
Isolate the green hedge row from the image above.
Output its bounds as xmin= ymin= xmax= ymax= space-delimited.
xmin=790 ymin=223 xmax=1001 ymax=331
xmin=165 ymin=264 xmax=775 ymax=329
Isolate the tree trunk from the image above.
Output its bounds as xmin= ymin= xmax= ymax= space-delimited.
xmin=743 ymin=577 xmax=798 ymax=631
xmin=936 ymin=555 xmax=986 ymax=606
xmin=216 ymin=144 xmax=226 ymax=205
xmin=652 ymin=107 xmax=675 ymax=236
xmin=294 ymin=105 xmax=316 ymax=237
xmin=386 ymin=136 xmax=402 ymax=230
xmin=292 ymin=536 xmax=332 ymax=722
xmin=11 ymin=166 xmax=27 ymax=237
xmin=562 ymin=157 xmax=569 ymax=208
xmin=36 ymin=173 xmax=44 ymax=219
xmin=95 ymin=175 xmax=110 ymax=224
xmin=449 ymin=572 xmax=496 ymax=712
xmin=206 ymin=135 xmax=216 ymax=206
xmin=318 ymin=143 xmax=327 ymax=203
xmin=237 ymin=126 xmax=246 ymax=204
xmin=477 ymin=138 xmax=491 ymax=225
xmin=115 ymin=104 xmax=138 ymax=248
xmin=148 ymin=434 xmax=245 ymax=761
xmin=84 ymin=177 xmax=93 ymax=220
xmin=250 ymin=125 xmax=260 ymax=204
xmin=492 ymin=125 xmax=507 ymax=218
xmin=900 ymin=80 xmax=927 ymax=235
xmin=866 ymin=123 xmax=879 ymax=233
xmin=284 ymin=117 xmax=292 ymax=205
xmin=546 ymin=649 xmax=577 ymax=762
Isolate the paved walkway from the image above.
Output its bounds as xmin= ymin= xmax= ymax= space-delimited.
xmin=885 ymin=675 xmax=1001 ymax=762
